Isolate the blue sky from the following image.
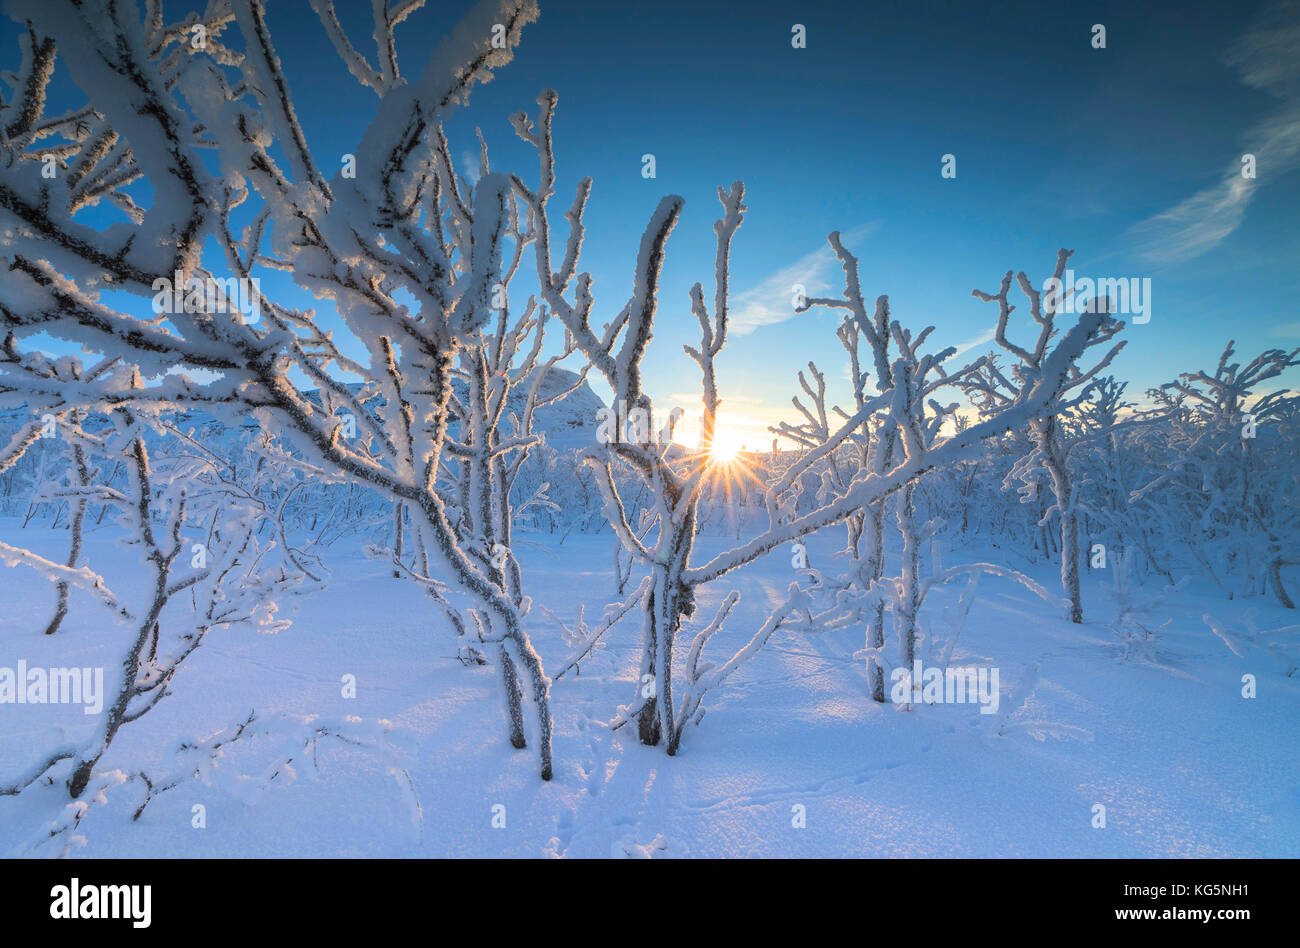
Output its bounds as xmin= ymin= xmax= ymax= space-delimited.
xmin=6 ymin=0 xmax=1299 ymax=449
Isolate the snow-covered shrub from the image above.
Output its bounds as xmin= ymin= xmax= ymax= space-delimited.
xmin=1204 ymin=609 xmax=1300 ymax=678
xmin=1132 ymin=342 xmax=1300 ymax=607
xmin=958 ymin=250 xmax=1128 ymax=624
xmin=0 ymin=0 xmax=560 ymax=778
xmin=0 ymin=405 xmax=320 ymax=798
xmin=1098 ymin=549 xmax=1187 ymax=662
xmin=506 ymin=78 xmax=1124 ymax=752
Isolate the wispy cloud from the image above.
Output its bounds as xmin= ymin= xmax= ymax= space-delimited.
xmin=952 ymin=327 xmax=996 ymax=358
xmin=1270 ymin=321 xmax=1300 ymax=337
xmin=1127 ymin=1 xmax=1300 ymax=265
xmin=729 ymin=222 xmax=879 ymax=335
xmin=461 ymin=149 xmax=482 ymax=186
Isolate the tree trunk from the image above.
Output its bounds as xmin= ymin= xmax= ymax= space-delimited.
xmin=1039 ymin=417 xmax=1082 ymax=623
xmin=392 ymin=501 xmax=404 ymax=578
xmin=1270 ymin=559 xmax=1296 ymax=610
xmin=865 ymin=499 xmax=887 ymax=701
xmin=46 ymin=436 xmax=90 ymax=636
xmin=898 ymin=484 xmax=921 ymax=670
xmin=635 ymin=584 xmax=663 ymax=746
xmin=1060 ymin=509 xmax=1082 ymax=623
xmin=635 ymin=512 xmax=695 ymax=748
xmin=498 ymin=644 xmax=527 ymax=748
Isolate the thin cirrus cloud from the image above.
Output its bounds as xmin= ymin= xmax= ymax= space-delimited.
xmin=952 ymin=327 xmax=997 ymax=358
xmin=461 ymin=149 xmax=482 ymax=186
xmin=1127 ymin=0 xmax=1300 ymax=265
xmin=728 ymin=222 xmax=880 ymax=336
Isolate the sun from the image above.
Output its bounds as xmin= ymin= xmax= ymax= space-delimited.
xmin=706 ymin=428 xmax=748 ymax=465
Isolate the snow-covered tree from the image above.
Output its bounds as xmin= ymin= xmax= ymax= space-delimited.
xmin=0 ymin=405 xmax=317 ymax=799
xmin=0 ymin=0 xmax=560 ymax=778
xmin=959 ymin=249 xmax=1127 ymax=623
xmin=783 ymin=234 xmax=988 ymax=698
xmin=510 ymin=82 xmax=1125 ymax=749
xmin=1132 ymin=341 xmax=1300 ymax=606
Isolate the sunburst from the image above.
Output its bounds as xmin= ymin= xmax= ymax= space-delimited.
xmin=689 ymin=430 xmax=766 ymax=523
xmin=706 ymin=428 xmax=747 ymax=465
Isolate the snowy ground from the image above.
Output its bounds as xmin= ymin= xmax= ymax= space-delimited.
xmin=2 ymin=518 xmax=1297 ymax=858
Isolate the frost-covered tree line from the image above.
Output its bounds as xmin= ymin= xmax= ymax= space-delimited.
xmin=0 ymin=0 xmax=1295 ymax=826
xmin=905 ymin=340 xmax=1299 ymax=609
